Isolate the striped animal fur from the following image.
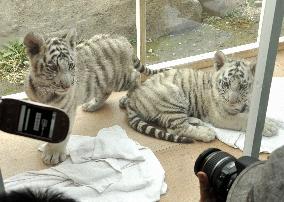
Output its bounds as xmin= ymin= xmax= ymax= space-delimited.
xmin=121 ymin=51 xmax=279 ymax=143
xmin=23 ymin=29 xmax=160 ymax=165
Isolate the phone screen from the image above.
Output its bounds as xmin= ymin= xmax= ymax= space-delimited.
xmin=17 ymin=104 xmax=57 ymax=139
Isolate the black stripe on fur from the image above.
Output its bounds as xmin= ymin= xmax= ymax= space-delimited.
xmin=127 ymin=105 xmax=193 ymax=143
xmin=133 ymin=57 xmax=165 ymax=76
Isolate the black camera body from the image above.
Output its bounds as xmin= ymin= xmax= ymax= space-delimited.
xmin=194 ymin=148 xmax=259 ymax=202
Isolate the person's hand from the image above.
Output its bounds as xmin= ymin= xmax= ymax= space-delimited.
xmin=197 ymin=171 xmax=217 ymax=202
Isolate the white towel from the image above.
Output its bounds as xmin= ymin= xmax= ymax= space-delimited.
xmin=213 ymin=77 xmax=284 ymax=153
xmin=4 ymin=125 xmax=167 ymax=202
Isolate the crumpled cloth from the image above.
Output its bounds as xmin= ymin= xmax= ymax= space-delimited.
xmin=5 ymin=125 xmax=167 ymax=202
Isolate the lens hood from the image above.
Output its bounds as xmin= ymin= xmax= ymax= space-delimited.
xmin=194 ymin=148 xmax=221 ymax=175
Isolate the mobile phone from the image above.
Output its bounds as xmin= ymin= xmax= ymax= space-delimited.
xmin=0 ymin=98 xmax=69 ymax=143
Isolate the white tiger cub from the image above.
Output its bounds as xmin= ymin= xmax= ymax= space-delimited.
xmin=120 ymin=51 xmax=279 ymax=143
xmin=24 ymin=29 xmax=162 ymax=165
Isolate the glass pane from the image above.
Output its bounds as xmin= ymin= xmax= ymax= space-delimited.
xmin=0 ymin=1 xmax=136 ymax=96
xmin=146 ymin=0 xmax=264 ymax=65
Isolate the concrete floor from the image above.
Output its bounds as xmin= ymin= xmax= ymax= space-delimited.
xmin=1 ymin=50 xmax=284 ymax=201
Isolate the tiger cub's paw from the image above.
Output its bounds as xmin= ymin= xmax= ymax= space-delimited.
xmin=119 ymin=96 xmax=128 ymax=109
xmin=263 ymin=118 xmax=279 ymax=137
xmin=41 ymin=143 xmax=67 ymax=165
xmin=195 ymin=126 xmax=216 ymax=142
xmin=82 ymin=101 xmax=99 ymax=112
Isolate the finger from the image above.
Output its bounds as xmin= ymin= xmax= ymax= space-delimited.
xmin=197 ymin=172 xmax=210 ymax=189
xmin=197 ymin=172 xmax=210 ymax=201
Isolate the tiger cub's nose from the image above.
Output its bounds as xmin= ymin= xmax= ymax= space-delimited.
xmin=60 ymin=81 xmax=71 ymax=89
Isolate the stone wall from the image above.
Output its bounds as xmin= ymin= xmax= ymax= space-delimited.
xmin=0 ymin=0 xmax=245 ymax=46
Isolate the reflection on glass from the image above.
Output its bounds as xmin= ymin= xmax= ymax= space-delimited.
xmin=146 ymin=0 xmax=267 ymax=65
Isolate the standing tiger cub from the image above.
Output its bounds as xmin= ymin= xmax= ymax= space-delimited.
xmin=24 ymin=29 xmax=160 ymax=165
xmin=120 ymin=51 xmax=279 ymax=143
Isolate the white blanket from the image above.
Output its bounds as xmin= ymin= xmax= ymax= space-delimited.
xmin=4 ymin=125 xmax=167 ymax=202
xmin=213 ymin=77 xmax=284 ymax=153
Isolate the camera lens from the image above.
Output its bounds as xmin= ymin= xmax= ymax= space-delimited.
xmin=194 ymin=148 xmax=238 ymax=200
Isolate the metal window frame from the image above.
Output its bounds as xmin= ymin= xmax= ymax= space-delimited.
xmin=243 ymin=0 xmax=284 ymax=157
xmin=0 ymin=170 xmax=4 ymax=194
xmin=136 ymin=0 xmax=284 ymax=157
xmin=136 ymin=0 xmax=146 ymax=65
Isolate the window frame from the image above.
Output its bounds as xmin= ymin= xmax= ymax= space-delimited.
xmin=243 ymin=0 xmax=284 ymax=157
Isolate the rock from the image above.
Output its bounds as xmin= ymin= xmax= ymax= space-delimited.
xmin=146 ymin=0 xmax=203 ymax=38
xmin=0 ymin=0 xmax=203 ymax=46
xmin=199 ymin=0 xmax=246 ymax=16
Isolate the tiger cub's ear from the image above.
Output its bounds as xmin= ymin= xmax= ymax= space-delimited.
xmin=66 ymin=28 xmax=77 ymax=50
xmin=23 ymin=32 xmax=44 ymax=57
xmin=214 ymin=51 xmax=226 ymax=70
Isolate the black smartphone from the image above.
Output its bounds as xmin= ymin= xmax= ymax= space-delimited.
xmin=0 ymin=98 xmax=69 ymax=143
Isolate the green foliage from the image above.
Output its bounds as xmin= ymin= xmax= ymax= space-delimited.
xmin=0 ymin=40 xmax=29 ymax=84
xmin=129 ymin=37 xmax=137 ymax=46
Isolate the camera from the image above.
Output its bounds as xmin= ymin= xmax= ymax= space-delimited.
xmin=194 ymin=148 xmax=259 ymax=202
xmin=0 ymin=98 xmax=69 ymax=143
